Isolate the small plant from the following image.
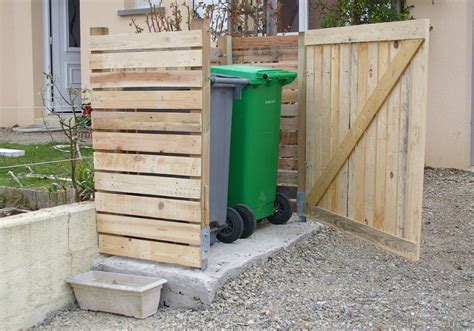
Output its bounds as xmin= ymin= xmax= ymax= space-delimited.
xmin=41 ymin=73 xmax=92 ymax=202
xmin=313 ymin=0 xmax=413 ymax=28
xmin=77 ymin=160 xmax=94 ymax=201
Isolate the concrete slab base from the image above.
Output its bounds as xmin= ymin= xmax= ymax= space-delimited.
xmin=92 ymin=218 xmax=323 ymax=309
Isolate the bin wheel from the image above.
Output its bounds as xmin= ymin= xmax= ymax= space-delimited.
xmin=217 ymin=207 xmax=244 ymax=243
xmin=233 ymin=204 xmax=257 ymax=239
xmin=268 ymin=192 xmax=292 ymax=225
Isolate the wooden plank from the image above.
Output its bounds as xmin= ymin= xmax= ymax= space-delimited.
xmin=403 ymin=40 xmax=428 ymax=255
xmin=92 ymin=132 xmax=201 ymax=155
xmin=281 ymin=103 xmax=299 ymax=117
xmin=305 ymin=19 xmax=430 ymax=46
xmin=90 ymin=30 xmax=202 ymax=51
xmin=353 ymin=42 xmax=368 ymax=222
xmin=327 ymin=44 xmax=340 ymax=212
xmin=95 ymin=172 xmax=201 ymax=199
xmin=280 ymin=132 xmax=298 ymax=145
xmin=396 ymin=64 xmax=411 ymax=237
xmin=90 ymin=70 xmax=202 ymax=89
xmin=97 ymin=214 xmax=201 ymax=245
xmin=233 ymin=49 xmax=298 ymax=63
xmin=95 ymin=192 xmax=201 ymax=222
xmin=282 ymin=89 xmax=298 ymax=104
xmin=92 ymin=111 xmax=202 ymax=132
xmin=319 ymin=44 xmax=332 ymax=209
xmin=92 ymin=90 xmax=202 ymax=110
xmin=304 ymin=204 xmax=418 ymax=260
xmin=278 ymin=170 xmax=298 ymax=186
xmin=94 ymin=152 xmax=201 ymax=176
xmin=90 ymin=50 xmax=202 ymax=70
xmin=363 ymin=42 xmax=379 ymax=226
xmin=280 ymin=145 xmax=298 ymax=158
xmin=306 ymin=39 xmax=424 ymax=206
xmin=373 ymin=41 xmax=390 ymax=229
xmin=347 ymin=43 xmax=358 ymax=220
xmin=194 ymin=19 xmax=211 ymax=228
xmin=232 ymin=35 xmax=298 ymax=49
xmin=280 ymin=117 xmax=298 ymax=132
xmin=279 ymin=158 xmax=298 ymax=171
xmin=336 ymin=43 xmax=351 ymax=217
xmin=305 ymin=45 xmax=322 ymax=191
xmin=99 ymin=234 xmax=201 ymax=268
xmin=384 ymin=41 xmax=402 ymax=235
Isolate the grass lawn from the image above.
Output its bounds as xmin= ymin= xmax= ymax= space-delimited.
xmin=0 ymin=142 xmax=93 ymax=190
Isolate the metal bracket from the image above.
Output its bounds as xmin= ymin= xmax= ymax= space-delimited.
xmin=200 ymin=227 xmax=211 ymax=270
xmin=297 ymin=192 xmax=307 ymax=222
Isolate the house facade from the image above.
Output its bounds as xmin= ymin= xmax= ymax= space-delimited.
xmin=0 ymin=0 xmax=472 ymax=169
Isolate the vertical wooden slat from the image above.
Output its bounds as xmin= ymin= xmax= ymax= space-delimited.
xmin=347 ymin=43 xmax=359 ymax=220
xmin=337 ymin=44 xmax=351 ymax=217
xmin=404 ymin=41 xmax=428 ymax=251
xmin=384 ymin=40 xmax=402 ymax=235
xmin=319 ymin=45 xmax=332 ymax=209
xmin=328 ymin=44 xmax=340 ymax=212
xmin=353 ymin=42 xmax=369 ymax=222
xmin=363 ymin=42 xmax=379 ymax=227
xmin=374 ymin=41 xmax=390 ymax=229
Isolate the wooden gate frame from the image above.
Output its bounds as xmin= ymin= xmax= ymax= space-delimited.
xmin=301 ymin=20 xmax=430 ymax=260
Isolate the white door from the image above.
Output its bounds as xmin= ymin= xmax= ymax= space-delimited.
xmin=51 ymin=0 xmax=81 ymax=112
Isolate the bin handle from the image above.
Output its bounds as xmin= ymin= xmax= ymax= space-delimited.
xmin=255 ymin=71 xmax=297 ymax=85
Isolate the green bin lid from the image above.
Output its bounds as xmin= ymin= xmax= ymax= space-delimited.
xmin=211 ymin=65 xmax=297 ymax=85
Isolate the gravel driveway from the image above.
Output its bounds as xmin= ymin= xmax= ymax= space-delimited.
xmin=38 ymin=168 xmax=473 ymax=329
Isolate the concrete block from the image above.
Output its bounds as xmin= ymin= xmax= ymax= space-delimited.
xmin=68 ymin=202 xmax=98 ymax=253
xmin=0 ymin=148 xmax=25 ymax=157
xmin=0 ymin=202 xmax=97 ymax=330
xmin=93 ymin=218 xmax=322 ymax=309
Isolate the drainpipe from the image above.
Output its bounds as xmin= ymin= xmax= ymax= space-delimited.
xmin=42 ymin=0 xmax=52 ymax=114
xmin=299 ymin=0 xmax=308 ymax=32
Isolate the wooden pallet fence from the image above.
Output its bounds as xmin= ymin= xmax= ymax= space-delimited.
xmin=90 ymin=25 xmax=211 ymax=269
xmin=221 ymin=34 xmax=300 ymax=208
xmin=302 ymin=20 xmax=430 ymax=260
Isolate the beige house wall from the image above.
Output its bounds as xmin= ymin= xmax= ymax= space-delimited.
xmin=410 ymin=0 xmax=473 ymax=169
xmin=0 ymin=0 xmax=43 ymax=128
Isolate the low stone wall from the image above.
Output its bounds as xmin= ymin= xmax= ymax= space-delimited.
xmin=0 ymin=202 xmax=97 ymax=329
xmin=0 ymin=186 xmax=76 ymax=210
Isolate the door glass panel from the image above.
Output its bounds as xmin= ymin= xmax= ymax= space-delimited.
xmin=68 ymin=0 xmax=80 ymax=48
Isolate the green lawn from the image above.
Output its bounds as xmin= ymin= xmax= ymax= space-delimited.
xmin=0 ymin=142 xmax=93 ymax=190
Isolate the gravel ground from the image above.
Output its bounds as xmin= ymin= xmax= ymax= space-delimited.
xmin=38 ymin=168 xmax=473 ymax=329
xmin=0 ymin=128 xmax=67 ymax=145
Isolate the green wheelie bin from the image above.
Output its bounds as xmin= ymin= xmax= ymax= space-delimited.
xmin=210 ymin=65 xmax=297 ymax=241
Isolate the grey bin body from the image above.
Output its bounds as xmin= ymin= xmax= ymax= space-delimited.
xmin=209 ymin=75 xmax=248 ymax=240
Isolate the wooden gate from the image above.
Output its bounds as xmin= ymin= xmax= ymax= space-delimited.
xmin=89 ymin=25 xmax=210 ymax=269
xmin=302 ymin=20 xmax=430 ymax=260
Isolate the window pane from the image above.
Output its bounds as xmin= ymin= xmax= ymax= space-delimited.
xmin=68 ymin=0 xmax=80 ymax=48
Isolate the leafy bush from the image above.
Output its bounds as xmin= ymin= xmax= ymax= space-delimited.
xmin=313 ymin=0 xmax=413 ymax=28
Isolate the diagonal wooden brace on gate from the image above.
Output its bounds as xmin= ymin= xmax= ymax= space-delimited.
xmin=305 ymin=38 xmax=424 ymax=206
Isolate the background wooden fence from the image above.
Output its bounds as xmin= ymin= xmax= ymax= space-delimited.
xmin=218 ymin=34 xmax=300 ymax=210
xmin=90 ymin=25 xmax=210 ymax=269
xmin=302 ymin=20 xmax=430 ymax=260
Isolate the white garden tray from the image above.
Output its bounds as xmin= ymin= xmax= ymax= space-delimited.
xmin=68 ymin=270 xmax=167 ymax=319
